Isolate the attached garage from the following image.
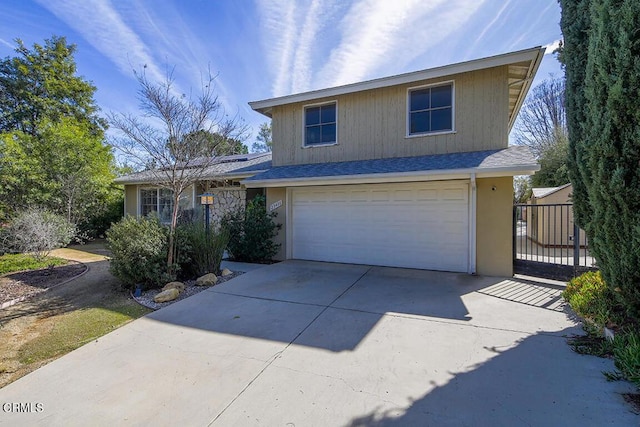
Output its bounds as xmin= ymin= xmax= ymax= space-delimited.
xmin=290 ymin=181 xmax=470 ymax=272
xmin=244 ymin=147 xmax=540 ymax=277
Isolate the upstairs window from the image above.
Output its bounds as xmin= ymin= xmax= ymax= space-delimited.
xmin=408 ymin=83 xmax=453 ymax=136
xmin=304 ymin=102 xmax=337 ymax=146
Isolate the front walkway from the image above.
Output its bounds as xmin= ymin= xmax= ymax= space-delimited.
xmin=0 ymin=261 xmax=635 ymax=426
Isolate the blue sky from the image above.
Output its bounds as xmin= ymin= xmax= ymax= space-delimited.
xmin=0 ymin=0 xmax=563 ymax=147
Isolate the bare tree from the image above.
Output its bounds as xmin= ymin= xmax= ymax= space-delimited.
xmin=513 ymin=77 xmax=567 ymax=158
xmin=109 ymin=69 xmax=248 ymax=273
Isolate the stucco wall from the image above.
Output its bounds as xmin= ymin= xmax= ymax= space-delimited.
xmin=476 ymin=176 xmax=513 ymax=277
xmin=124 ymin=185 xmax=138 ymax=217
xmin=266 ymin=187 xmax=287 ymax=261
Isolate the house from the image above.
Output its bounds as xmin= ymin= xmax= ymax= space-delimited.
xmin=115 ymin=152 xmax=272 ymax=224
xmin=527 ymin=183 xmax=587 ymax=247
xmin=245 ymin=47 xmax=545 ymax=277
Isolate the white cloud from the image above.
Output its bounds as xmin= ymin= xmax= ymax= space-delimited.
xmin=32 ymin=0 xmax=239 ymax=115
xmin=463 ymin=0 xmax=513 ymax=58
xmin=34 ymin=0 xmax=164 ymax=83
xmin=319 ymin=0 xmax=428 ymax=87
xmin=109 ymin=2 xmax=234 ymax=113
xmin=257 ymin=0 xmax=298 ymax=97
xmin=0 ymin=38 xmax=14 ymax=49
xmin=257 ymin=0 xmax=487 ymax=95
xmin=318 ymin=0 xmax=486 ymax=88
xmin=290 ymin=0 xmax=326 ymax=94
xmin=544 ymin=39 xmax=562 ymax=54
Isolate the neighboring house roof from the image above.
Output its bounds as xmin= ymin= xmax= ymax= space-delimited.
xmin=531 ymin=183 xmax=572 ymax=199
xmin=243 ymin=146 xmax=538 ymax=188
xmin=114 ymin=152 xmax=272 ymax=185
xmin=249 ymin=46 xmax=545 ymax=132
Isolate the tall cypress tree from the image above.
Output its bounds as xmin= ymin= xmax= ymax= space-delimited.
xmin=563 ymin=0 xmax=640 ymax=312
xmin=559 ymin=0 xmax=592 ymax=229
xmin=582 ymin=0 xmax=640 ymax=312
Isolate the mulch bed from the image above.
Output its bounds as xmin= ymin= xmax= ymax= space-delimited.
xmin=133 ymin=271 xmax=244 ymax=310
xmin=0 ymin=262 xmax=87 ymax=306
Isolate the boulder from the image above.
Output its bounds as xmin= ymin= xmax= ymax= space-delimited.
xmin=162 ymin=281 xmax=185 ymax=293
xmin=196 ymin=273 xmax=218 ymax=286
xmin=221 ymin=268 xmax=233 ymax=277
xmin=154 ymin=288 xmax=180 ymax=303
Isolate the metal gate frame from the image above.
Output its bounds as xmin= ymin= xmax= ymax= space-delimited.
xmin=513 ymin=203 xmax=597 ymax=281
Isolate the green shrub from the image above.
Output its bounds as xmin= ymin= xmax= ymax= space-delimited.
xmin=106 ymin=216 xmax=170 ymax=290
xmin=1 ymin=208 xmax=76 ymax=261
xmin=613 ymin=330 xmax=640 ymax=387
xmin=79 ymin=195 xmax=124 ymax=239
xmin=563 ymin=271 xmax=619 ymax=329
xmin=222 ymin=195 xmax=281 ymax=263
xmin=176 ymin=222 xmax=229 ymax=278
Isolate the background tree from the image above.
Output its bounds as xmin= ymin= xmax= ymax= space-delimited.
xmin=530 ymin=139 xmax=570 ymax=187
xmin=0 ymin=36 xmax=106 ymax=135
xmin=109 ymin=69 xmax=248 ymax=273
xmin=513 ymin=76 xmax=569 ymax=187
xmin=0 ymin=36 xmax=118 ymax=235
xmin=513 ymin=77 xmax=567 ymax=158
xmin=176 ymin=130 xmax=247 ymax=160
xmin=251 ymin=122 xmax=272 ymax=153
xmin=513 ymin=176 xmax=533 ymax=204
xmin=561 ymin=0 xmax=640 ymax=313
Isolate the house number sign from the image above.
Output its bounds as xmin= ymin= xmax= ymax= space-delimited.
xmin=269 ymin=200 xmax=282 ymax=212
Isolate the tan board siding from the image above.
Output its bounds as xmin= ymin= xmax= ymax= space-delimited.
xmin=272 ymin=66 xmax=509 ymax=166
xmin=476 ymin=176 xmax=513 ymax=277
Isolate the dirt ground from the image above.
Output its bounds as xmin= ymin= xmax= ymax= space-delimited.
xmin=0 ymin=240 xmax=148 ymax=388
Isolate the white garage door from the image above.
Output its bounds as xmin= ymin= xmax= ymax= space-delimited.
xmin=291 ymin=181 xmax=470 ymax=272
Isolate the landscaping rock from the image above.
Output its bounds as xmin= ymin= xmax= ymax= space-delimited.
xmin=162 ymin=281 xmax=185 ymax=293
xmin=196 ymin=273 xmax=217 ymax=286
xmin=221 ymin=268 xmax=232 ymax=277
xmin=154 ymin=288 xmax=180 ymax=303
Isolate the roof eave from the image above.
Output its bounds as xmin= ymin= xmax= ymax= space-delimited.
xmin=507 ymin=47 xmax=546 ymax=132
xmin=249 ymin=46 xmax=544 ymax=115
xmin=242 ymin=164 xmax=540 ymax=188
xmin=114 ymin=169 xmax=270 ymax=185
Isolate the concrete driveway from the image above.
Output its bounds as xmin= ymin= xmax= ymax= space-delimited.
xmin=0 ymin=261 xmax=636 ymax=426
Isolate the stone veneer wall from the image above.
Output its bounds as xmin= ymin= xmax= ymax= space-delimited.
xmin=209 ymin=188 xmax=246 ymax=224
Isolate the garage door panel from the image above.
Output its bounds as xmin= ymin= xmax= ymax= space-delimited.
xmin=291 ymin=181 xmax=469 ymax=272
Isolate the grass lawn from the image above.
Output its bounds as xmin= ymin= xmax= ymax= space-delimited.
xmin=0 ymin=241 xmax=152 ymax=388
xmin=18 ymin=303 xmax=149 ymax=365
xmin=0 ymin=253 xmax=68 ymax=275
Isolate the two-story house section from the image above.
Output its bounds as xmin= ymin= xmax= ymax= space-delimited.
xmin=246 ymin=47 xmax=544 ymax=277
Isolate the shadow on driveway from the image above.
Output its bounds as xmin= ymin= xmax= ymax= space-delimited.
xmin=343 ymin=328 xmax=637 ymax=426
xmin=0 ymin=260 xmax=635 ymax=426
xmin=144 ymin=260 xmax=574 ymax=353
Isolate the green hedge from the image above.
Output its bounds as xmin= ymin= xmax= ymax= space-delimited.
xmin=222 ymin=195 xmax=280 ymax=263
xmin=106 ymin=216 xmax=170 ymax=290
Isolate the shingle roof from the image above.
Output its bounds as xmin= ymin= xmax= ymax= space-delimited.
xmin=244 ymin=146 xmax=537 ymax=184
xmin=114 ymin=152 xmax=272 ymax=185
